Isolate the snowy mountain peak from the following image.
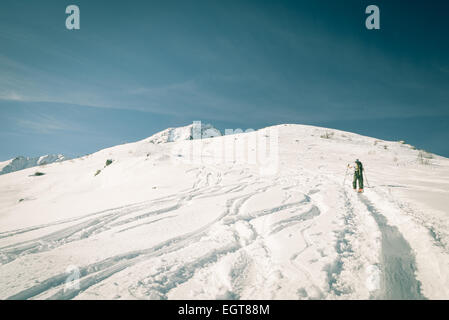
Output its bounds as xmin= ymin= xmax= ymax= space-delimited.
xmin=0 ymin=154 xmax=67 ymax=175
xmin=146 ymin=123 xmax=221 ymax=144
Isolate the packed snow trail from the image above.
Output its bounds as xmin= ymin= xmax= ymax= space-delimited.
xmin=358 ymin=194 xmax=424 ymax=299
xmin=1 ymin=124 xmax=449 ymax=299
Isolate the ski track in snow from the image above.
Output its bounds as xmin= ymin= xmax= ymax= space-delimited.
xmin=358 ymin=194 xmax=425 ymax=299
xmin=1 ymin=167 xmax=332 ymax=300
xmin=1 ymin=124 xmax=447 ymax=300
xmin=0 ymin=172 xmax=245 ymax=265
xmin=2 ymin=174 xmax=434 ymax=300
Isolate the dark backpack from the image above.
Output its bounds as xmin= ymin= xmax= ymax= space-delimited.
xmin=355 ymin=161 xmax=363 ymax=175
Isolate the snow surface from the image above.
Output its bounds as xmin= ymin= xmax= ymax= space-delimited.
xmin=0 ymin=154 xmax=66 ymax=176
xmin=0 ymin=124 xmax=448 ymax=300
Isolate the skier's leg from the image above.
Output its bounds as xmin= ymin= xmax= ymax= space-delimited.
xmin=353 ymin=174 xmax=357 ymax=189
xmin=359 ymin=174 xmax=364 ymax=189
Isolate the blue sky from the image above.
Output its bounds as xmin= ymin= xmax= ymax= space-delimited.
xmin=0 ymin=0 xmax=448 ymax=159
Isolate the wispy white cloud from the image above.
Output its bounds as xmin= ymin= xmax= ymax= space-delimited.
xmin=0 ymin=90 xmax=24 ymax=101
xmin=125 ymin=79 xmax=259 ymax=122
xmin=14 ymin=114 xmax=81 ymax=134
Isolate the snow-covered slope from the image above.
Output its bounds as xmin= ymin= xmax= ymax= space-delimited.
xmin=0 ymin=124 xmax=448 ymax=300
xmin=0 ymin=154 xmax=66 ymax=176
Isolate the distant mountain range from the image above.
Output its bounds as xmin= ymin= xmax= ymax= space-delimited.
xmin=0 ymin=154 xmax=67 ymax=175
xmin=0 ymin=123 xmax=221 ymax=176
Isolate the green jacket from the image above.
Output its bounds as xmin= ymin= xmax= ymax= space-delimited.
xmin=354 ymin=161 xmax=363 ymax=176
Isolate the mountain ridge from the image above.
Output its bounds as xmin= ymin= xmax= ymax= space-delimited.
xmin=0 ymin=154 xmax=67 ymax=176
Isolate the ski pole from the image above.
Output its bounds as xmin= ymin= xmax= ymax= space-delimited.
xmin=364 ymin=169 xmax=371 ymax=188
